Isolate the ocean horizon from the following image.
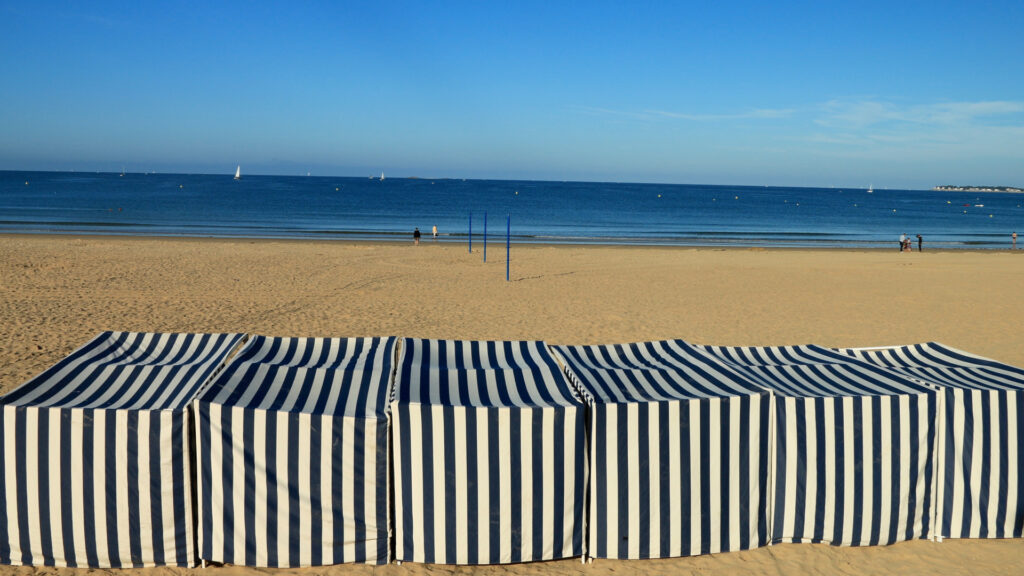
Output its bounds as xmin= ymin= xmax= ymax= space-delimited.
xmin=2 ymin=170 xmax=1022 ymax=250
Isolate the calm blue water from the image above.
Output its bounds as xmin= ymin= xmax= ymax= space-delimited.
xmin=2 ymin=170 xmax=1023 ymax=249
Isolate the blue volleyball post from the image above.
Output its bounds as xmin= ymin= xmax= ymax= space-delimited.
xmin=483 ymin=211 xmax=488 ymax=263
xmin=468 ymin=212 xmax=472 ymax=253
xmin=506 ymin=214 xmax=510 ymax=282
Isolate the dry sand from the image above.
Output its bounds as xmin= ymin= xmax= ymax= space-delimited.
xmin=1 ymin=234 xmax=1023 ymax=574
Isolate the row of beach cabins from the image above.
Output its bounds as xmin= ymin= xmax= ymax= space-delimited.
xmin=1 ymin=331 xmax=1023 ymax=568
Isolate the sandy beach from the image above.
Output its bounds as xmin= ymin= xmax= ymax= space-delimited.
xmin=1 ymin=233 xmax=1023 ymax=575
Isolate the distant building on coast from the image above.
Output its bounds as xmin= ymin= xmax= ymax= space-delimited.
xmin=933 ymin=185 xmax=1024 ymax=193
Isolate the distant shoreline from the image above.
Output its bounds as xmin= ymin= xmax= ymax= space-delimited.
xmin=933 ymin=185 xmax=1023 ymax=193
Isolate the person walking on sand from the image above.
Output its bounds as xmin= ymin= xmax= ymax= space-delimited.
xmin=917 ymin=234 xmax=923 ymax=252
xmin=899 ymin=232 xmax=906 ymax=252
xmin=413 ymin=227 xmax=421 ymax=246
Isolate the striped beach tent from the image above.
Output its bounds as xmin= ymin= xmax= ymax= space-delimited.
xmin=392 ymin=338 xmax=586 ymax=564
xmin=195 ymin=335 xmax=396 ymax=566
xmin=837 ymin=343 xmax=1024 ymax=540
xmin=700 ymin=344 xmax=939 ymax=546
xmin=553 ymin=340 xmax=771 ymax=559
xmin=0 ymin=331 xmax=243 ymax=568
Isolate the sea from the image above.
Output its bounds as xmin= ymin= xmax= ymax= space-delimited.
xmin=2 ymin=170 xmax=1022 ymax=249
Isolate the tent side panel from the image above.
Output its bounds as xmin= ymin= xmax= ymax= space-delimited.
xmin=940 ymin=388 xmax=1024 ymax=539
xmin=392 ymin=403 xmax=585 ymax=565
xmin=0 ymin=405 xmax=194 ymax=568
xmin=588 ymin=395 xmax=769 ymax=560
xmin=771 ymin=393 xmax=936 ymax=546
xmin=196 ymin=404 xmax=389 ymax=567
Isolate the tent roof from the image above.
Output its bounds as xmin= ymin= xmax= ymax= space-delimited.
xmin=836 ymin=343 xmax=1024 ymax=392
xmin=554 ymin=340 xmax=767 ymax=404
xmin=393 ymin=338 xmax=581 ymax=408
xmin=199 ymin=335 xmax=396 ymax=417
xmin=1 ymin=331 xmax=243 ymax=411
xmin=698 ymin=344 xmax=935 ymax=398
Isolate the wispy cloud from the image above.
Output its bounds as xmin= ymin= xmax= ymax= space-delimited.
xmin=59 ymin=11 xmax=120 ymax=28
xmin=4 ymin=5 xmax=121 ymax=28
xmin=579 ymin=99 xmax=1024 ymax=129
xmin=572 ymin=106 xmax=653 ymax=121
xmin=815 ymin=99 xmax=1024 ymax=130
xmin=572 ymin=105 xmax=794 ymax=122
xmin=800 ymin=99 xmax=1024 ymax=163
xmin=646 ymin=108 xmax=795 ymax=121
xmin=574 ymin=98 xmax=1024 ymax=161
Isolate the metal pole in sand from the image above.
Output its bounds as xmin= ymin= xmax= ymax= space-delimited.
xmin=484 ymin=211 xmax=488 ymax=263
xmin=468 ymin=212 xmax=472 ymax=253
xmin=506 ymin=214 xmax=510 ymax=282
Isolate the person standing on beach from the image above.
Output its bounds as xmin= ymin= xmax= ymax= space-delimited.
xmin=917 ymin=234 xmax=923 ymax=252
xmin=899 ymin=232 xmax=906 ymax=252
xmin=413 ymin=227 xmax=421 ymax=246
xmin=432 ymin=225 xmax=438 ymax=240
xmin=1014 ymin=231 xmax=1018 ymax=249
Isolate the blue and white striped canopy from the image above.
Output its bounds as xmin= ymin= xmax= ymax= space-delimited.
xmin=394 ymin=339 xmax=581 ymax=407
xmin=199 ymin=335 xmax=396 ymax=417
xmin=554 ymin=340 xmax=771 ymax=559
xmin=196 ymin=336 xmax=395 ymax=566
xmin=700 ymin=343 xmax=940 ymax=546
xmin=392 ymin=338 xmax=586 ymax=564
xmin=1 ymin=332 xmax=244 ymax=410
xmin=0 ymin=332 xmax=243 ymax=568
xmin=835 ymin=343 xmax=1024 ymax=391
xmin=698 ymin=344 xmax=933 ymax=397
xmin=837 ymin=342 xmax=1024 ymax=540
xmin=553 ymin=340 xmax=765 ymax=403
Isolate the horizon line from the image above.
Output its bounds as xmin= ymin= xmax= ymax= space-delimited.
xmin=0 ymin=168 xmax=946 ymax=192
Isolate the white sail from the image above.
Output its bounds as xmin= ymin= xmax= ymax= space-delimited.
xmin=234 ymin=165 xmax=241 ymax=180
xmin=380 ymin=171 xmax=385 ymax=181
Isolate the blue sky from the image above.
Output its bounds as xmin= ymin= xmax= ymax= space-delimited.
xmin=2 ymin=1 xmax=1022 ymax=189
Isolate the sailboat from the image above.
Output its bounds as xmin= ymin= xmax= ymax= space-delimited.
xmin=867 ymin=183 xmax=873 ymax=194
xmin=234 ymin=165 xmax=241 ymax=180
xmin=380 ymin=171 xmax=385 ymax=181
